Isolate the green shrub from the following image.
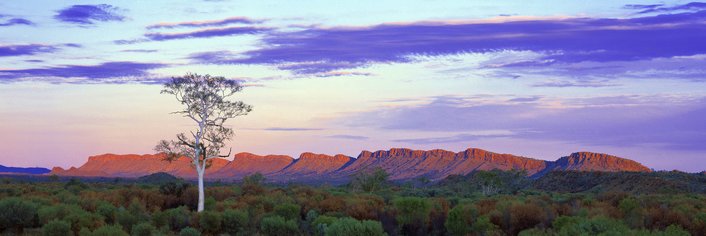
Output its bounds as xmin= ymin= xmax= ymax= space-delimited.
xmin=42 ymin=219 xmax=71 ymax=236
xmin=199 ymin=211 xmax=222 ymax=234
xmin=312 ymin=215 xmax=337 ymax=236
xmin=324 ymin=217 xmax=386 ymax=236
xmin=96 ymin=202 xmax=117 ymax=224
xmin=657 ymin=224 xmax=690 ymax=236
xmin=222 ymin=209 xmax=249 ymax=235
xmin=554 ymin=216 xmax=631 ymax=235
xmin=274 ymin=203 xmax=301 ymax=221
xmin=179 ymin=227 xmax=201 ymax=236
xmin=0 ymin=197 xmax=39 ymax=232
xmin=445 ymin=204 xmax=477 ymax=236
xmin=260 ymin=215 xmax=299 ymax=236
xmin=154 ymin=206 xmax=191 ymax=232
xmin=90 ymin=224 xmax=129 ymax=236
xmin=63 ymin=210 xmax=105 ymax=233
xmin=393 ymin=197 xmax=431 ymax=225
xmin=131 ymin=222 xmax=156 ymax=236
xmin=115 ymin=208 xmax=138 ymax=232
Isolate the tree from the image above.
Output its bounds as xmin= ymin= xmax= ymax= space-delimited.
xmin=155 ymin=73 xmax=252 ymax=212
xmin=351 ymin=167 xmax=389 ymax=192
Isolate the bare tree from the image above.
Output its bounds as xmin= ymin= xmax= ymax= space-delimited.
xmin=155 ymin=73 xmax=252 ymax=212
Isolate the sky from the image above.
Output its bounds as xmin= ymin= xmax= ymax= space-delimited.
xmin=1 ymin=1 xmax=705 ymax=172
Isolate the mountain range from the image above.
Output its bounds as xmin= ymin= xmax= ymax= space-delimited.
xmin=0 ymin=165 xmax=50 ymax=175
xmin=47 ymin=148 xmax=652 ymax=183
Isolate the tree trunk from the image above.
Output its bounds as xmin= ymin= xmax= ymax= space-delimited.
xmin=197 ymin=169 xmax=205 ymax=212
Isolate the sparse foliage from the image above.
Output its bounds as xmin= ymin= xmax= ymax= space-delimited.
xmin=155 ymin=73 xmax=252 ymax=212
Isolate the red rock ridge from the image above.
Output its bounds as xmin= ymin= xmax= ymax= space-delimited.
xmin=47 ymin=149 xmax=653 ymax=181
xmin=337 ymin=148 xmax=549 ymax=180
xmin=210 ymin=152 xmax=294 ymax=179
xmin=270 ymin=152 xmax=353 ymax=180
xmin=49 ymin=153 xmax=229 ymax=178
xmin=552 ymin=152 xmax=651 ymax=172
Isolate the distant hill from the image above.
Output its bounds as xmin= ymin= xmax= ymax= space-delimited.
xmin=0 ymin=164 xmax=50 ymax=175
xmin=49 ymin=148 xmax=656 ymax=182
xmin=137 ymin=172 xmax=182 ymax=183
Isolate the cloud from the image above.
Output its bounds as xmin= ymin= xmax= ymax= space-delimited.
xmin=54 ymin=4 xmax=125 ymax=25
xmin=0 ymin=17 xmax=33 ymax=26
xmin=341 ymin=95 xmax=706 ymax=150
xmin=0 ymin=61 xmax=166 ymax=83
xmin=144 ymin=26 xmax=268 ymax=41
xmin=147 ymin=16 xmax=264 ymax=29
xmin=263 ymin=127 xmax=323 ymax=131
xmin=531 ymin=79 xmax=619 ymax=88
xmin=392 ymin=133 xmax=509 ymax=144
xmin=327 ymin=134 xmax=369 ymax=140
xmin=0 ymin=44 xmax=58 ymax=57
xmin=121 ymin=49 xmax=158 ymax=53
xmin=629 ymin=2 xmax=706 ymax=14
xmin=225 ymin=7 xmax=706 ymax=75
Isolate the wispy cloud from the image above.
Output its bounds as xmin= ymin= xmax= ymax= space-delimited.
xmin=146 ymin=26 xmax=267 ymax=41
xmin=327 ymin=134 xmax=369 ymax=140
xmin=221 ymin=3 xmax=706 ymax=76
xmin=147 ymin=16 xmax=264 ymax=29
xmin=263 ymin=127 xmax=323 ymax=131
xmin=54 ymin=4 xmax=125 ymax=25
xmin=0 ymin=61 xmax=166 ymax=83
xmin=120 ymin=49 xmax=158 ymax=53
xmin=531 ymin=79 xmax=619 ymax=88
xmin=0 ymin=44 xmax=58 ymax=57
xmin=393 ymin=133 xmax=508 ymax=144
xmin=342 ymin=95 xmax=706 ymax=150
xmin=629 ymin=2 xmax=706 ymax=14
xmin=0 ymin=15 xmax=33 ymax=26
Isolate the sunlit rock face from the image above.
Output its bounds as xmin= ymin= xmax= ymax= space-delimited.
xmin=49 ymin=148 xmax=652 ymax=182
xmin=336 ymin=148 xmax=550 ymax=180
xmin=49 ymin=153 xmax=228 ymax=178
xmin=210 ymin=152 xmax=294 ymax=179
xmin=551 ymin=152 xmax=652 ymax=172
xmin=269 ymin=152 xmax=353 ymax=179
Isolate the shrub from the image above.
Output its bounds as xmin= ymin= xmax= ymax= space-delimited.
xmin=0 ymin=197 xmax=39 ymax=232
xmin=445 ymin=204 xmax=477 ymax=236
xmin=179 ymin=227 xmax=201 ymax=236
xmin=658 ymin=224 xmax=690 ymax=236
xmin=350 ymin=167 xmax=389 ymax=192
xmin=274 ymin=203 xmax=301 ymax=221
xmin=325 ymin=217 xmax=386 ymax=236
xmin=199 ymin=210 xmax=222 ymax=234
xmin=96 ymin=202 xmax=117 ymax=224
xmin=115 ymin=208 xmax=138 ymax=232
xmin=90 ymin=224 xmax=129 ymax=236
xmin=554 ymin=216 xmax=631 ymax=235
xmin=393 ymin=196 xmax=431 ymax=234
xmin=131 ymin=222 xmax=156 ymax=236
xmin=63 ymin=210 xmax=105 ymax=233
xmin=313 ymin=215 xmax=337 ymax=236
xmin=155 ymin=206 xmax=191 ymax=232
xmin=42 ymin=219 xmax=71 ymax=236
xmin=260 ymin=215 xmax=299 ymax=236
xmin=222 ymin=209 xmax=249 ymax=235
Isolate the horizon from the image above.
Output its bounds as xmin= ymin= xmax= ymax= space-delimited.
xmin=1 ymin=1 xmax=706 ymax=172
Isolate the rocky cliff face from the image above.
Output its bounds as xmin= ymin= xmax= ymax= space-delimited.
xmin=552 ymin=152 xmax=652 ymax=172
xmin=269 ymin=152 xmax=353 ymax=181
xmin=210 ymin=152 xmax=294 ymax=179
xmin=50 ymin=153 xmax=228 ymax=178
xmin=337 ymin=148 xmax=549 ymax=180
xmin=49 ymin=148 xmax=653 ymax=182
